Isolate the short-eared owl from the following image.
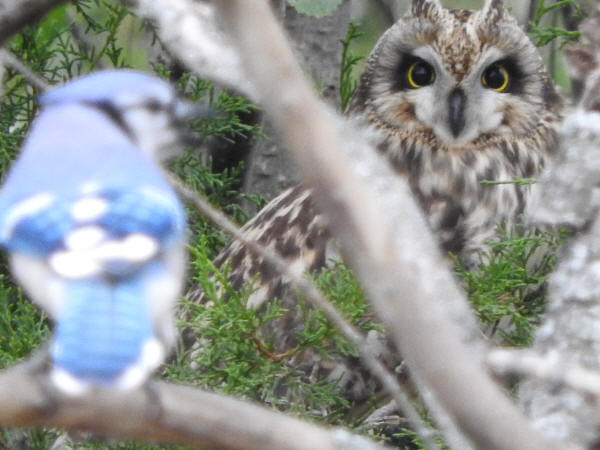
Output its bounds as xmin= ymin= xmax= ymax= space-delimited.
xmin=189 ymin=0 xmax=563 ymax=314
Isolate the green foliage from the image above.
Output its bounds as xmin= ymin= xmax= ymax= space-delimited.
xmin=455 ymin=226 xmax=569 ymax=346
xmin=73 ymin=0 xmax=131 ymax=69
xmin=529 ymin=0 xmax=584 ymax=47
xmin=393 ymin=425 xmax=449 ymax=450
xmin=286 ymin=0 xmax=342 ymax=18
xmin=171 ymin=256 xmax=379 ymax=423
xmin=0 ymin=0 xmax=583 ymax=448
xmin=480 ymin=177 xmax=537 ymax=186
xmin=173 ymin=257 xmax=384 ymax=425
xmin=300 ymin=261 xmax=384 ymax=355
xmin=339 ymin=21 xmax=365 ymax=112
xmin=0 ymin=1 xmax=263 ymax=448
xmin=161 ymin=71 xmax=264 ymax=257
xmin=0 ymin=427 xmax=59 ymax=450
xmin=58 ymin=439 xmax=187 ymax=450
xmin=0 ymin=272 xmax=48 ymax=368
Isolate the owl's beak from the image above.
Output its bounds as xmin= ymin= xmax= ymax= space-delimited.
xmin=448 ymin=88 xmax=466 ymax=138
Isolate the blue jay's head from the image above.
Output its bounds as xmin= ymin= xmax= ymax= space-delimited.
xmin=40 ymin=70 xmax=202 ymax=161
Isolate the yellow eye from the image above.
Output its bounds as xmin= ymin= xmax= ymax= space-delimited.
xmin=482 ymin=64 xmax=509 ymax=92
xmin=407 ymin=61 xmax=435 ymax=89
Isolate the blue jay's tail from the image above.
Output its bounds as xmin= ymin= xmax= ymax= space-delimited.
xmin=50 ymin=271 xmax=164 ymax=395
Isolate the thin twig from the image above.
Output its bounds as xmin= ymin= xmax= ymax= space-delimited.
xmin=489 ymin=348 xmax=600 ymax=401
xmin=0 ymin=49 xmax=50 ymax=92
xmin=0 ymin=358 xmax=388 ymax=450
xmin=167 ymin=173 xmax=441 ymax=449
xmin=211 ymin=1 xmax=557 ymax=449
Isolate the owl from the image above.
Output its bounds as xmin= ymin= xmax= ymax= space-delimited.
xmin=186 ymin=0 xmax=563 ymax=419
xmin=189 ymin=0 xmax=562 ymax=307
xmin=188 ymin=0 xmax=563 ymax=428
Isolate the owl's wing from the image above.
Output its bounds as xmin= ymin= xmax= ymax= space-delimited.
xmin=187 ymin=185 xmax=332 ymax=310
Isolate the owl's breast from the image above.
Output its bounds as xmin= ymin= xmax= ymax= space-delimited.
xmin=377 ymin=129 xmax=550 ymax=263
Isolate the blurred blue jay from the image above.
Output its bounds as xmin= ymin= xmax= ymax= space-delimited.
xmin=0 ymin=70 xmax=197 ymax=395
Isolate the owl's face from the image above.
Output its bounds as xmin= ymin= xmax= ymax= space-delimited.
xmin=349 ymin=0 xmax=562 ymax=262
xmin=353 ymin=0 xmax=559 ymax=150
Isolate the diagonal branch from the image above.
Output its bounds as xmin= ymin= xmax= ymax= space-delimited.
xmin=167 ymin=173 xmax=441 ymax=450
xmin=134 ymin=0 xmax=257 ymax=100
xmin=0 ymin=355 xmax=388 ymax=450
xmin=0 ymin=49 xmax=50 ymax=91
xmin=211 ymin=1 xmax=558 ymax=449
xmin=489 ymin=348 xmax=600 ymax=401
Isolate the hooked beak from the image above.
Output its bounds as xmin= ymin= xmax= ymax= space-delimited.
xmin=448 ymin=88 xmax=466 ymax=138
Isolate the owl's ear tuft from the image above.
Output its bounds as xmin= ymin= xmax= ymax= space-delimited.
xmin=410 ymin=0 xmax=444 ymax=21
xmin=480 ymin=0 xmax=506 ymax=22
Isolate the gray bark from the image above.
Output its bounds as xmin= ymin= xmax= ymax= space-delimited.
xmin=0 ymin=0 xmax=67 ymax=45
xmin=518 ymin=17 xmax=600 ymax=448
xmin=241 ymin=1 xmax=351 ymax=214
xmin=216 ymin=1 xmax=558 ymax=448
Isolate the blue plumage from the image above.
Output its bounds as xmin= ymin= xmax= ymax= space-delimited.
xmin=52 ymin=277 xmax=154 ymax=381
xmin=0 ymin=70 xmax=192 ymax=394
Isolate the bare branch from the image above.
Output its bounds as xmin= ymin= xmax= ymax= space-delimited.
xmin=489 ymin=349 xmax=600 ymax=401
xmin=0 ymin=49 xmax=50 ymax=92
xmin=0 ymin=357 xmax=388 ymax=450
xmin=167 ymin=173 xmax=441 ymax=450
xmin=0 ymin=0 xmax=67 ymax=45
xmin=134 ymin=0 xmax=257 ymax=99
xmin=517 ymin=15 xmax=600 ymax=447
xmin=210 ymin=1 xmax=557 ymax=449
xmin=532 ymin=14 xmax=600 ymax=228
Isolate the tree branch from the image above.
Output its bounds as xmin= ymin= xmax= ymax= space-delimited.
xmin=0 ymin=49 xmax=50 ymax=91
xmin=489 ymin=349 xmax=600 ymax=401
xmin=167 ymin=173 xmax=441 ymax=449
xmin=210 ymin=1 xmax=557 ymax=449
xmin=514 ymin=13 xmax=600 ymax=448
xmin=0 ymin=0 xmax=67 ymax=45
xmin=133 ymin=0 xmax=257 ymax=100
xmin=0 ymin=355 xmax=388 ymax=450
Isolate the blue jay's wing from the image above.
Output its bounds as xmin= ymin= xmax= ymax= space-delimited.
xmin=0 ymin=186 xmax=185 ymax=278
xmin=0 ymin=186 xmax=185 ymax=394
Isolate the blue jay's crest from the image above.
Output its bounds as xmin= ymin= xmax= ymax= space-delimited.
xmin=39 ymin=70 xmax=174 ymax=109
xmin=38 ymin=69 xmax=200 ymax=162
xmin=0 ymin=70 xmax=189 ymax=395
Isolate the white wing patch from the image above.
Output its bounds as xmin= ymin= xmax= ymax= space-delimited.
xmin=50 ymin=337 xmax=166 ymax=395
xmin=5 ymin=187 xmax=174 ymax=279
xmin=93 ymin=233 xmax=159 ymax=264
xmin=64 ymin=225 xmax=106 ymax=250
xmin=79 ymin=181 xmax=102 ymax=195
xmin=71 ymin=196 xmax=109 ymax=221
xmin=115 ymin=338 xmax=165 ymax=390
xmin=50 ymin=366 xmax=90 ymax=397
xmin=50 ymin=251 xmax=102 ymax=278
xmin=50 ymin=232 xmax=159 ymax=279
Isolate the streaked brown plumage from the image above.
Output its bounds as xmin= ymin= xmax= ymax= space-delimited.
xmin=185 ymin=2 xmax=564 ymax=431
xmin=188 ymin=0 xmax=562 ymax=314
